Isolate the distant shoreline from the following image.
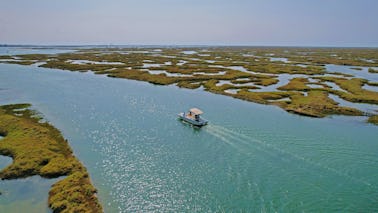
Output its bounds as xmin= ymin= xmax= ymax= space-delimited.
xmin=1 ymin=44 xmax=378 ymax=49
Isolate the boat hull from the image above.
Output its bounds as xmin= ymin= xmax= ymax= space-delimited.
xmin=178 ymin=113 xmax=208 ymax=127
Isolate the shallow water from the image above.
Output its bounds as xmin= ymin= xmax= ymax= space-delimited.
xmin=68 ymin=60 xmax=124 ymax=65
xmin=176 ymin=60 xmax=187 ymax=66
xmin=325 ymin=64 xmax=378 ymax=81
xmin=216 ymin=80 xmax=255 ymax=87
xmin=363 ymin=84 xmax=378 ymax=92
xmin=181 ymin=51 xmax=197 ymax=55
xmin=224 ymin=89 xmax=240 ymax=94
xmin=0 ymin=134 xmax=58 ymax=213
xmin=258 ymin=74 xmax=306 ymax=92
xmin=147 ymin=70 xmax=192 ymax=77
xmin=307 ymin=84 xmax=324 ymax=89
xmin=210 ymin=65 xmax=264 ymax=75
xmin=0 ymin=49 xmax=378 ymax=212
xmin=270 ymin=57 xmax=289 ymax=63
xmin=143 ymin=63 xmax=161 ymax=68
xmin=328 ymin=94 xmax=378 ymax=114
xmin=0 ymin=176 xmax=60 ymax=213
xmin=323 ymin=81 xmax=349 ymax=93
xmin=0 ymin=136 xmax=12 ymax=170
xmin=0 ymin=47 xmax=74 ymax=56
xmin=0 ymin=156 xmax=12 ymax=171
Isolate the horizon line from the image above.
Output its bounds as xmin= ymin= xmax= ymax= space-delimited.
xmin=1 ymin=43 xmax=378 ymax=49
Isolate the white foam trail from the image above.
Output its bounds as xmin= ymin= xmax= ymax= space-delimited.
xmin=205 ymin=126 xmax=247 ymax=153
xmin=206 ymin=125 xmax=270 ymax=156
xmin=206 ymin=124 xmax=376 ymax=189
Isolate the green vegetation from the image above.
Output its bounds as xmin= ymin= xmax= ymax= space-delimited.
xmin=368 ymin=115 xmax=378 ymax=125
xmin=230 ymin=90 xmax=362 ymax=117
xmin=0 ymin=60 xmax=36 ymax=65
xmin=0 ymin=104 xmax=102 ymax=213
xmin=368 ymin=68 xmax=378 ymax=73
xmin=281 ymin=91 xmax=363 ymax=117
xmin=0 ymin=55 xmax=13 ymax=59
xmin=368 ymin=82 xmax=378 ymax=86
xmin=278 ymin=78 xmax=310 ymax=91
xmin=316 ymin=77 xmax=378 ymax=104
xmin=233 ymin=90 xmax=294 ymax=104
xmin=1 ymin=47 xmax=377 ymax=122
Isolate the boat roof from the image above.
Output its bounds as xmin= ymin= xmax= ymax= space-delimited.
xmin=190 ymin=108 xmax=203 ymax=115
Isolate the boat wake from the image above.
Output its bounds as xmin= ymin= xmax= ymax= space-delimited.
xmin=205 ymin=124 xmax=376 ymax=190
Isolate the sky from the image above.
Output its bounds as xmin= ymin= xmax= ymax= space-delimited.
xmin=0 ymin=0 xmax=377 ymax=47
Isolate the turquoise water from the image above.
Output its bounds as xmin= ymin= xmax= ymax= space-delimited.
xmin=0 ymin=52 xmax=378 ymax=212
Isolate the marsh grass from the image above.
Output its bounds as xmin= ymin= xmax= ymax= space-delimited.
xmin=316 ymin=77 xmax=378 ymax=104
xmin=2 ymin=47 xmax=377 ymax=124
xmin=0 ymin=104 xmax=102 ymax=213
xmin=368 ymin=115 xmax=378 ymax=125
xmin=368 ymin=68 xmax=378 ymax=73
xmin=282 ymin=91 xmax=363 ymax=117
xmin=278 ymin=78 xmax=310 ymax=91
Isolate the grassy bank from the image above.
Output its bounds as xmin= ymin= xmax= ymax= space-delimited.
xmin=368 ymin=115 xmax=378 ymax=125
xmin=0 ymin=104 xmax=102 ymax=213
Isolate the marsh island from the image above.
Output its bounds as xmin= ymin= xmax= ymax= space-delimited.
xmin=0 ymin=104 xmax=102 ymax=213
xmin=2 ymin=47 xmax=377 ymax=123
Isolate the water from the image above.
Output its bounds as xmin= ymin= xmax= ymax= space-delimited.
xmin=147 ymin=70 xmax=192 ymax=77
xmin=329 ymin=94 xmax=378 ymax=114
xmin=0 ymin=50 xmax=378 ymax=212
xmin=363 ymin=84 xmax=378 ymax=92
xmin=0 ymin=156 xmax=11 ymax=171
xmin=181 ymin=51 xmax=197 ymax=55
xmin=67 ymin=60 xmax=124 ymax=65
xmin=270 ymin=57 xmax=289 ymax=63
xmin=142 ymin=63 xmax=162 ymax=68
xmin=176 ymin=60 xmax=187 ymax=66
xmin=325 ymin=64 xmax=378 ymax=81
xmin=0 ymin=47 xmax=74 ymax=56
xmin=216 ymin=80 xmax=256 ymax=87
xmin=224 ymin=89 xmax=240 ymax=94
xmin=0 ymin=136 xmax=12 ymax=170
xmin=0 ymin=136 xmax=57 ymax=213
xmin=323 ymin=81 xmax=349 ymax=93
xmin=147 ymin=70 xmax=226 ymax=77
xmin=0 ymin=135 xmax=12 ymax=170
xmin=307 ymin=84 xmax=324 ymax=89
xmin=210 ymin=65 xmax=266 ymax=75
xmin=0 ymin=176 xmax=61 ymax=213
xmin=258 ymin=74 xmax=307 ymax=92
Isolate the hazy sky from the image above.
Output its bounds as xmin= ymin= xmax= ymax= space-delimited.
xmin=1 ymin=0 xmax=377 ymax=46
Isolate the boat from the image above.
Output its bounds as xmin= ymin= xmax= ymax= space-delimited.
xmin=178 ymin=108 xmax=208 ymax=127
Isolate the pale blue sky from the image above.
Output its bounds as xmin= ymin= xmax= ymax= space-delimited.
xmin=1 ymin=0 xmax=377 ymax=46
